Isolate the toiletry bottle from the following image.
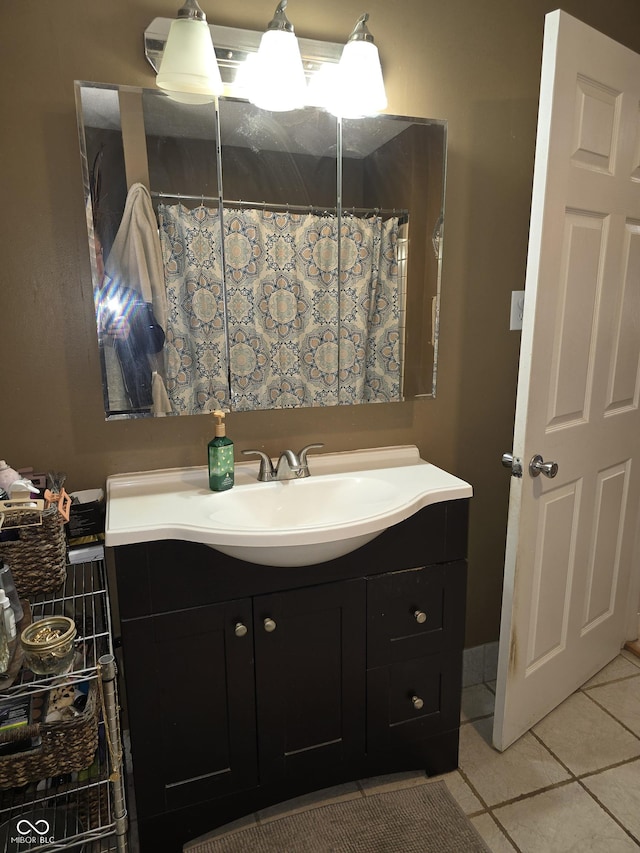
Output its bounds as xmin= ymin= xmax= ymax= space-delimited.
xmin=0 ymin=563 xmax=23 ymax=623
xmin=0 ymin=461 xmax=19 ymax=494
xmin=0 ymin=590 xmax=16 ymax=641
xmin=208 ymin=411 xmax=234 ymax=492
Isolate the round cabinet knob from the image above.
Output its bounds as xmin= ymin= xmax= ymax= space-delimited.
xmin=414 ymin=610 xmax=427 ymax=624
xmin=412 ymin=695 xmax=424 ymax=710
xmin=263 ymin=617 xmax=277 ymax=633
xmin=234 ymin=622 xmax=248 ymax=638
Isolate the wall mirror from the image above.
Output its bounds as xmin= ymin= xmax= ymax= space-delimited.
xmin=75 ymin=81 xmax=446 ymax=419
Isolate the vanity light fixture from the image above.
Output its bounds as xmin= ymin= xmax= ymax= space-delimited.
xmin=246 ymin=0 xmax=307 ymax=112
xmin=330 ymin=13 xmax=387 ymax=118
xmin=155 ymin=0 xmax=223 ymax=104
xmin=145 ymin=6 xmax=388 ymax=117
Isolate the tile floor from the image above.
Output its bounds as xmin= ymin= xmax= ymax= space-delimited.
xmin=457 ymin=648 xmax=640 ymax=851
xmin=130 ymin=649 xmax=640 ymax=852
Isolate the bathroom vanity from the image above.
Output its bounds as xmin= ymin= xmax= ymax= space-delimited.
xmin=106 ymin=448 xmax=471 ymax=851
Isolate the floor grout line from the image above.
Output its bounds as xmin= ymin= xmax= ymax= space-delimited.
xmin=582 ymin=671 xmax=640 ymax=691
xmin=576 ymin=752 xmax=640 ymax=779
xmin=576 ymin=774 xmax=640 ymax=848
xmin=579 ymin=680 xmax=640 ymax=741
xmin=481 ymin=809 xmax=525 ymax=853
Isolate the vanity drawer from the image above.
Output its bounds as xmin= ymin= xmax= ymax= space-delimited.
xmin=366 ymin=560 xmax=466 ymax=667
xmin=366 ymin=650 xmax=463 ymax=752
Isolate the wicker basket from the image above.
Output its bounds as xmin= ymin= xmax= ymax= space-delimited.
xmin=76 ymin=774 xmax=112 ymax=831
xmin=0 ymin=682 xmax=99 ymax=789
xmin=0 ymin=506 xmax=67 ymax=595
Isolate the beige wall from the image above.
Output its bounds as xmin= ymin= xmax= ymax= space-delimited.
xmin=3 ymin=0 xmax=640 ymax=647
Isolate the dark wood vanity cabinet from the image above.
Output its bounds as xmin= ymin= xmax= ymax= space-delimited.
xmin=112 ymin=499 xmax=469 ymax=852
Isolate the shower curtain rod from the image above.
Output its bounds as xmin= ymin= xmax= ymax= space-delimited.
xmin=150 ymin=190 xmax=407 ymax=218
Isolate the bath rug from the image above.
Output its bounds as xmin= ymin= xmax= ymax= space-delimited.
xmin=185 ymin=779 xmax=490 ymax=853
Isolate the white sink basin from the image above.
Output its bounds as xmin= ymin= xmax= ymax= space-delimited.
xmin=105 ymin=445 xmax=472 ymax=567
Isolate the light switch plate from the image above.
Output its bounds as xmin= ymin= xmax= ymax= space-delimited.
xmin=510 ymin=290 xmax=525 ymax=331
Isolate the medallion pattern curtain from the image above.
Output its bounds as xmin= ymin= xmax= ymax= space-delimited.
xmin=158 ymin=203 xmax=400 ymax=414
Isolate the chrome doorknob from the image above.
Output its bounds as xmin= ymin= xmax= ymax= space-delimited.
xmin=414 ymin=610 xmax=427 ymax=624
xmin=234 ymin=622 xmax=248 ymax=638
xmin=263 ymin=618 xmax=277 ymax=633
xmin=411 ymin=695 xmax=424 ymax=710
xmin=529 ymin=454 xmax=558 ymax=478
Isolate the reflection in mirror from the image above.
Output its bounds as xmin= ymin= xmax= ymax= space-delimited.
xmin=218 ymin=101 xmax=339 ymax=409
xmin=75 ymin=82 xmax=446 ymax=419
xmin=342 ymin=116 xmax=445 ymax=399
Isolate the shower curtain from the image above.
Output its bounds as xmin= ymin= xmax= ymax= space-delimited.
xmin=158 ymin=203 xmax=400 ymax=414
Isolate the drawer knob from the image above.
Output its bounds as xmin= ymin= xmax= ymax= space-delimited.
xmin=234 ymin=622 xmax=248 ymax=638
xmin=264 ymin=617 xmax=277 ymax=633
xmin=412 ymin=695 xmax=424 ymax=710
xmin=414 ymin=610 xmax=427 ymax=624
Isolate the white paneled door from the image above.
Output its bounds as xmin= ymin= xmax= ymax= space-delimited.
xmin=493 ymin=10 xmax=640 ymax=751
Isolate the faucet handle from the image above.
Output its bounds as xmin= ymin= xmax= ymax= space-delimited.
xmin=298 ymin=444 xmax=324 ymax=467
xmin=241 ymin=449 xmax=275 ymax=481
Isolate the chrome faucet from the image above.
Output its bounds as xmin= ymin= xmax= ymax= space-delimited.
xmin=242 ymin=444 xmax=324 ymax=482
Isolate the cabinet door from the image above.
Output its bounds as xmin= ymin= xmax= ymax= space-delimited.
xmin=121 ymin=598 xmax=257 ymax=819
xmin=254 ymin=579 xmax=366 ymax=784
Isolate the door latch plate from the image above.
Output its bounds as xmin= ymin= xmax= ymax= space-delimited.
xmin=501 ymin=453 xmax=523 ymax=478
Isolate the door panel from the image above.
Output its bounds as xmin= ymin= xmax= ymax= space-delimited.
xmin=547 ymin=211 xmax=604 ymax=429
xmin=122 ymin=599 xmax=257 ymax=817
xmin=571 ymin=75 xmax=620 ymax=174
xmin=254 ymin=579 xmax=366 ymax=783
xmin=494 ymin=10 xmax=640 ymax=751
xmin=526 ymin=481 xmax=580 ymax=671
xmin=277 ymin=605 xmax=343 ymax=753
xmin=582 ymin=462 xmax=628 ymax=628
xmin=607 ymin=221 xmax=640 ymax=411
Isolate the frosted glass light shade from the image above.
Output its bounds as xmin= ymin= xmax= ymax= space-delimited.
xmin=331 ymin=39 xmax=387 ymax=118
xmin=248 ymin=29 xmax=307 ymax=112
xmin=156 ymin=18 xmax=223 ymax=99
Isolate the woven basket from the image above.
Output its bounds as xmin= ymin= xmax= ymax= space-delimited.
xmin=76 ymin=775 xmax=112 ymax=830
xmin=0 ymin=506 xmax=67 ymax=595
xmin=0 ymin=682 xmax=99 ymax=789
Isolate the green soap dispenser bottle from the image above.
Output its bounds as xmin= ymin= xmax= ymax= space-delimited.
xmin=208 ymin=410 xmax=234 ymax=492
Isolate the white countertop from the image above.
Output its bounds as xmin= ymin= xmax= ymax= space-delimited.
xmin=105 ymin=445 xmax=472 ymax=564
